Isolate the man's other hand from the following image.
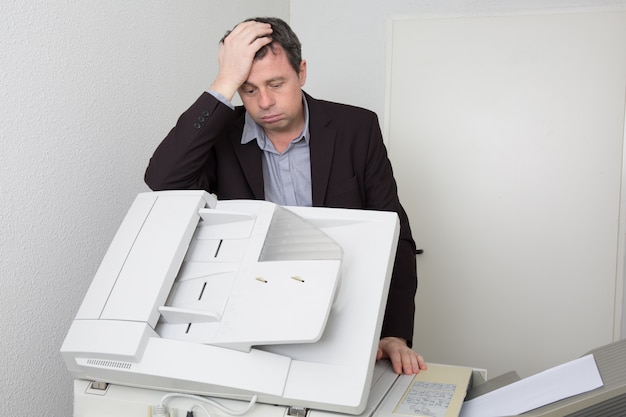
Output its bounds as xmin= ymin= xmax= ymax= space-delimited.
xmin=377 ymin=337 xmax=427 ymax=375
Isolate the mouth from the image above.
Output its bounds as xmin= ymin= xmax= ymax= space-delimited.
xmin=260 ymin=114 xmax=283 ymax=124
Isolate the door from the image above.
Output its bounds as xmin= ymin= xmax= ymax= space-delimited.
xmin=387 ymin=11 xmax=626 ymax=377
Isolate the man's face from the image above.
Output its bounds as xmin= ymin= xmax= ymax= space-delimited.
xmin=238 ymin=45 xmax=307 ymax=139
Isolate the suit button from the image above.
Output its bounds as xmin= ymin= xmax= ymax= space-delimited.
xmin=202 ymin=109 xmax=210 ymax=117
xmin=194 ymin=122 xmax=201 ymax=129
xmin=198 ymin=116 xmax=205 ymax=123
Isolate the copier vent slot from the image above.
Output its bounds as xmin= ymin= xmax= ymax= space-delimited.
xmin=86 ymin=359 xmax=133 ymax=370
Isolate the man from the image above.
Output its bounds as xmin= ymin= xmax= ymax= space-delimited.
xmin=145 ymin=17 xmax=426 ymax=375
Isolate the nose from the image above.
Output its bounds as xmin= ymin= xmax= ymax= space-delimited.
xmin=258 ymin=89 xmax=275 ymax=110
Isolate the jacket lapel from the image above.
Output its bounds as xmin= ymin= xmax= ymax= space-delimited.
xmin=306 ymin=93 xmax=336 ymax=207
xmin=230 ymin=113 xmax=265 ymax=199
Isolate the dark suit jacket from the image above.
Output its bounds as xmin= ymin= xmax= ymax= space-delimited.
xmin=145 ymin=91 xmax=417 ymax=344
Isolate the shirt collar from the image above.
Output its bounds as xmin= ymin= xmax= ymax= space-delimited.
xmin=241 ymin=92 xmax=310 ymax=150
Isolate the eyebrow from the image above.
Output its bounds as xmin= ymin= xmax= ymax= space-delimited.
xmin=241 ymin=76 xmax=287 ymax=89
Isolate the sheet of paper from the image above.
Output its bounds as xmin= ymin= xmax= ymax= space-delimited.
xmin=459 ymin=354 xmax=603 ymax=417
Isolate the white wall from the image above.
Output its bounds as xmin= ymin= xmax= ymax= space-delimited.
xmin=291 ymin=0 xmax=626 ymax=126
xmin=0 ymin=2 xmax=288 ymax=416
xmin=387 ymin=11 xmax=626 ymax=378
xmin=290 ymin=0 xmax=626 ymax=376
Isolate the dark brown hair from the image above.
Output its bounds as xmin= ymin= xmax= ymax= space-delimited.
xmin=221 ymin=17 xmax=302 ymax=74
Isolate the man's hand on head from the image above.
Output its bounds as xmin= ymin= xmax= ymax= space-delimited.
xmin=377 ymin=337 xmax=427 ymax=375
xmin=210 ymin=21 xmax=273 ymax=101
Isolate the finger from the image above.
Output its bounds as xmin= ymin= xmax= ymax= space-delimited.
xmin=376 ymin=346 xmax=384 ymax=361
xmin=418 ymin=354 xmax=428 ymax=370
xmin=398 ymin=349 xmax=424 ymax=375
xmin=410 ymin=352 xmax=427 ymax=373
xmin=401 ymin=350 xmax=416 ymax=375
xmin=227 ymin=21 xmax=272 ymax=46
xmin=389 ymin=351 xmax=404 ymax=375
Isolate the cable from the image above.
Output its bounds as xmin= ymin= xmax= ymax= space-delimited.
xmin=191 ymin=404 xmax=211 ymax=417
xmin=158 ymin=393 xmax=258 ymax=417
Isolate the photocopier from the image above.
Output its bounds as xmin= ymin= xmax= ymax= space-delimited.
xmin=61 ymin=191 xmax=626 ymax=417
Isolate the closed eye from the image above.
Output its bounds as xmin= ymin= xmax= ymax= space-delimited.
xmin=240 ymin=84 xmax=257 ymax=95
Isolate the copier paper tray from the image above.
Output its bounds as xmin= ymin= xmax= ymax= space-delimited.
xmin=465 ymin=339 xmax=626 ymax=417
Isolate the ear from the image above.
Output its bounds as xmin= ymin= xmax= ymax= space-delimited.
xmin=298 ymin=60 xmax=307 ymax=87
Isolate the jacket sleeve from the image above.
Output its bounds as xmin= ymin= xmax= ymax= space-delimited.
xmin=361 ymin=112 xmax=418 ymax=346
xmin=145 ymin=92 xmax=238 ymax=192
xmin=381 ymin=205 xmax=418 ymax=346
